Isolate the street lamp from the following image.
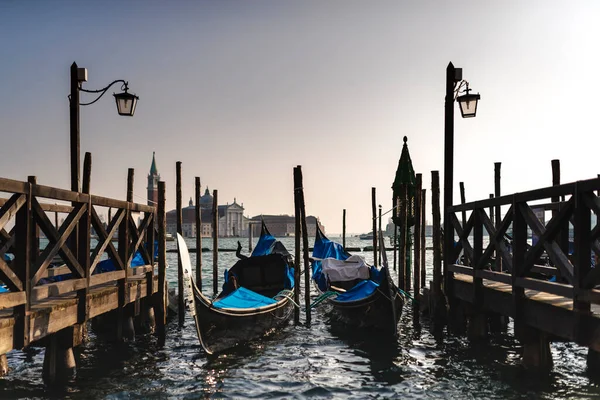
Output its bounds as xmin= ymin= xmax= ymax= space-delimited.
xmin=69 ymin=61 xmax=139 ymax=192
xmin=443 ymin=62 xmax=480 ymax=303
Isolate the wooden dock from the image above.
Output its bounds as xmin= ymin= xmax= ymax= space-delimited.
xmin=0 ymin=172 xmax=168 ymax=384
xmin=436 ymin=176 xmax=600 ymax=369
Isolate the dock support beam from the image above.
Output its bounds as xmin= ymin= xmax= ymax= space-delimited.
xmin=0 ymin=354 xmax=8 ymax=377
xmin=521 ymin=327 xmax=553 ymax=371
xmin=42 ymin=329 xmax=77 ymax=385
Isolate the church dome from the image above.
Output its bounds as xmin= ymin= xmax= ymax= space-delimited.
xmin=200 ymin=187 xmax=213 ymax=206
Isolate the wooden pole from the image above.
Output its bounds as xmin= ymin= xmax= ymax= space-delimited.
xmin=459 ymin=182 xmax=466 ymax=229
xmin=156 ymin=181 xmax=167 ymax=345
xmin=414 ymin=174 xmax=422 ymax=309
xmin=403 ymin=185 xmax=409 ymax=291
xmin=371 ymin=187 xmax=377 ymax=267
xmin=195 ymin=177 xmax=202 ymax=291
xmin=432 ymin=171 xmax=442 ymax=305
xmin=293 ymin=167 xmax=302 ymax=324
xmin=212 ymin=189 xmax=219 ymax=297
xmin=117 ymin=168 xmax=134 ymax=340
xmin=70 ymin=62 xmax=80 ymax=193
xmin=421 ymin=188 xmax=426 ymax=289
xmin=176 ymin=162 xmax=184 ymax=326
xmin=494 ymin=162 xmax=502 ymax=272
xmin=489 ymin=194 xmax=494 ymax=223
xmin=295 ymin=166 xmax=311 ymax=325
xmin=342 ymin=209 xmax=346 ymax=249
xmin=393 ymin=224 xmax=397 ymax=272
xmin=443 ymin=62 xmax=458 ymax=301
xmin=378 ymin=205 xmax=382 ymax=266
xmin=78 ymin=154 xmax=91 ymax=323
xmin=248 ymin=223 xmax=253 ymax=252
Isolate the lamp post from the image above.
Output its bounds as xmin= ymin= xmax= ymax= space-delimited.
xmin=69 ymin=61 xmax=139 ymax=192
xmin=443 ymin=62 xmax=480 ymax=303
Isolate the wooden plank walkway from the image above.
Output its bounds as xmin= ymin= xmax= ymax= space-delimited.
xmin=452 ymin=273 xmax=600 ymax=351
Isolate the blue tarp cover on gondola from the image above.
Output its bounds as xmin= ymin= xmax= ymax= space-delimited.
xmin=212 ymin=287 xmax=277 ymax=309
xmin=335 ymin=280 xmax=379 ymax=302
xmin=251 ymin=232 xmax=277 ymax=257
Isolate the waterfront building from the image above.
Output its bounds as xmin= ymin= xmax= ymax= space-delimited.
xmin=249 ymin=214 xmax=325 ymax=237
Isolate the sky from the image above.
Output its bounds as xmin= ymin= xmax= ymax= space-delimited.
xmin=0 ymin=0 xmax=599 ymax=234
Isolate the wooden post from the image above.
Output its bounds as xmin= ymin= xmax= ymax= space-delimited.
xmin=70 ymin=62 xmax=80 ymax=193
xmin=413 ymin=174 xmax=422 ymax=312
xmin=156 ymin=181 xmax=167 ymax=345
xmin=552 ymin=160 xmax=569 ymax=263
xmin=378 ymin=205 xmax=382 ymax=266
xmin=195 ymin=177 xmax=202 ymax=290
xmin=293 ymin=167 xmax=302 ymax=324
xmin=371 ymin=187 xmax=377 ymax=267
xmin=248 ymin=223 xmax=253 ymax=252
xmin=573 ymin=182 xmax=591 ymax=320
xmin=421 ymin=188 xmax=426 ymax=289
xmin=77 ymin=154 xmax=91 ymax=324
xmin=459 ymin=182 xmax=466 ymax=229
xmin=494 ymin=162 xmax=502 ymax=272
xmin=431 ymin=171 xmax=444 ymax=319
xmin=212 ymin=189 xmax=219 ymax=297
xmin=295 ymin=166 xmax=311 ymax=325
xmin=14 ymin=178 xmax=32 ymax=349
xmin=342 ymin=209 xmax=346 ymax=249
xmin=443 ymin=62 xmax=458 ymax=304
xmin=176 ymin=161 xmax=184 ymax=326
xmin=489 ymin=194 xmax=494 ymax=223
xmin=468 ymin=203 xmax=486 ymax=340
xmin=393 ymin=225 xmax=397 ymax=272
xmin=118 ymin=168 xmax=135 ymax=340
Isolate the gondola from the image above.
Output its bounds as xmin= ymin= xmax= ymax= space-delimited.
xmin=311 ymin=225 xmax=403 ymax=335
xmin=178 ymin=222 xmax=295 ymax=354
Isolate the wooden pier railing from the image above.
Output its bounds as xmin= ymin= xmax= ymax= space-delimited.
xmin=443 ymin=176 xmax=600 ymax=367
xmin=0 ymin=174 xmax=167 ymax=383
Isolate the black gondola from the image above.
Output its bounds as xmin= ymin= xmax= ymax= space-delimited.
xmin=178 ymin=223 xmax=295 ymax=354
xmin=311 ymin=225 xmax=403 ymax=335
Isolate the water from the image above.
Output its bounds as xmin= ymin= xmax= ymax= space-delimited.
xmin=2 ymin=236 xmax=600 ymax=399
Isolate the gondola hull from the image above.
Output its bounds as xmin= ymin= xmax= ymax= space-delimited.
xmin=190 ymin=284 xmax=294 ymax=354
xmin=315 ymin=282 xmax=403 ymax=332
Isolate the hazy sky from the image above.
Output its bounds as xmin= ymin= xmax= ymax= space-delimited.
xmin=1 ymin=1 xmax=599 ymax=234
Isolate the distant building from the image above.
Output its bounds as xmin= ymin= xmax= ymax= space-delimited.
xmin=249 ymin=215 xmax=325 ymax=237
xmin=166 ymin=188 xmax=247 ymax=238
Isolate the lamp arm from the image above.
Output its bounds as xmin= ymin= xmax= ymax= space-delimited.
xmin=453 ymin=80 xmax=468 ymax=100
xmin=78 ymin=80 xmax=129 ymax=106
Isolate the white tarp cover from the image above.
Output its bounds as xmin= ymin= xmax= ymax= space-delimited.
xmin=321 ymin=255 xmax=370 ymax=282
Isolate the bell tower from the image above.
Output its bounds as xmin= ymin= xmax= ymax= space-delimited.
xmin=147 ymin=152 xmax=160 ymax=206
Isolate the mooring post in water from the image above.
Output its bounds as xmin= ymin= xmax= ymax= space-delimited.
xmin=413 ymin=174 xmax=422 ymax=312
xmin=195 ymin=177 xmax=202 ymax=291
xmin=248 ymin=223 xmax=253 ymax=252
xmin=393 ymin=224 xmax=397 ymax=273
xmin=421 ymin=188 xmax=426 ymax=289
xmin=156 ymin=181 xmax=167 ymax=345
xmin=212 ymin=189 xmax=219 ymax=298
xmin=371 ymin=187 xmax=377 ymax=267
xmin=431 ymin=171 xmax=444 ymax=321
xmin=378 ymin=204 xmax=382 ymax=266
xmin=295 ymin=166 xmax=311 ymax=325
xmin=342 ymin=208 xmax=346 ymax=249
xmin=293 ymin=167 xmax=302 ymax=324
xmin=176 ymin=161 xmax=184 ymax=326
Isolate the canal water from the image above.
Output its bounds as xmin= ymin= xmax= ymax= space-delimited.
xmin=1 ymin=236 xmax=600 ymax=399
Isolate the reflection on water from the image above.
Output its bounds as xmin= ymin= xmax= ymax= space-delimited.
xmin=2 ymin=237 xmax=600 ymax=398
